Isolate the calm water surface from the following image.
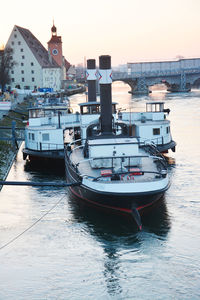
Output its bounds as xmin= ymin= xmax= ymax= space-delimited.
xmin=0 ymin=83 xmax=200 ymax=299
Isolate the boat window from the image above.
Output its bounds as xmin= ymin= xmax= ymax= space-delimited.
xmin=91 ymin=105 xmax=100 ymax=114
xmin=146 ymin=103 xmax=163 ymax=112
xmin=29 ymin=110 xmax=38 ymax=118
xmin=44 ymin=110 xmax=54 ymax=117
xmin=28 ymin=133 xmax=31 ymax=140
xmin=166 ymin=126 xmax=170 ymax=134
xmin=153 ymin=128 xmax=160 ymax=135
xmin=82 ymin=106 xmax=90 ymax=114
xmin=146 ymin=104 xmax=152 ymax=112
xmin=31 ymin=133 xmax=35 ymax=141
xmin=42 ymin=133 xmax=49 ymax=141
xmin=112 ymin=104 xmax=116 ymax=114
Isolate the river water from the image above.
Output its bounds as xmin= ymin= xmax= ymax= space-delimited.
xmin=0 ymin=83 xmax=200 ymax=299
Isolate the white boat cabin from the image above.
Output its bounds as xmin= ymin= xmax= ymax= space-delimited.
xmin=25 ymin=103 xmax=80 ymax=151
xmin=119 ymin=102 xmax=172 ymax=146
xmin=79 ymin=102 xmax=117 ymax=140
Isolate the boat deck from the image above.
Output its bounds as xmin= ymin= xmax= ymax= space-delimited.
xmin=69 ymin=147 xmax=162 ymax=183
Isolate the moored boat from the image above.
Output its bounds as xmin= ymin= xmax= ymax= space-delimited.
xmin=22 ymin=93 xmax=78 ymax=162
xmin=0 ymin=92 xmax=12 ymax=111
xmin=64 ymin=55 xmax=170 ymax=229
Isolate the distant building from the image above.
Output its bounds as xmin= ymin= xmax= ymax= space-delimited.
xmin=6 ymin=24 xmax=70 ymax=91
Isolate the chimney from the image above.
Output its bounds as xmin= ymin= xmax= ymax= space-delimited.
xmin=86 ymin=59 xmax=97 ymax=102
xmin=99 ymin=55 xmax=112 ymax=134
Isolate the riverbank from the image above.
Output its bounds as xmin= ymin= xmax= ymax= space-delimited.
xmin=65 ymin=84 xmax=86 ymax=96
xmin=0 ymin=86 xmax=86 ymax=186
xmin=0 ymin=95 xmax=30 ymax=185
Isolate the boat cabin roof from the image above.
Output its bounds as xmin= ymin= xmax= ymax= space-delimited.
xmin=88 ymin=137 xmax=138 ymax=145
xmin=79 ymin=102 xmax=118 ymax=106
xmin=28 ymin=105 xmax=68 ymax=111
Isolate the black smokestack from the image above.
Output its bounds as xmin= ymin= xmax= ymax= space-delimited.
xmin=87 ymin=59 xmax=96 ymax=102
xmin=99 ymin=55 xmax=112 ymax=134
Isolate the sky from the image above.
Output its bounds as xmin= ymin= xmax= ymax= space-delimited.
xmin=1 ymin=0 xmax=200 ymax=66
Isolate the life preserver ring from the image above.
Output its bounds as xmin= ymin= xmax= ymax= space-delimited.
xmin=127 ymin=174 xmax=134 ymax=181
xmin=120 ymin=174 xmax=125 ymax=181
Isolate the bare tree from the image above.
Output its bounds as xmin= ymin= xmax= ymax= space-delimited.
xmin=0 ymin=46 xmax=16 ymax=92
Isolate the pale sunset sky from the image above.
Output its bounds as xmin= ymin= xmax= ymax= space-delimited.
xmin=1 ymin=0 xmax=200 ymax=66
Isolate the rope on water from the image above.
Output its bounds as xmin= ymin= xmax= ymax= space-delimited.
xmin=0 ymin=194 xmax=66 ymax=251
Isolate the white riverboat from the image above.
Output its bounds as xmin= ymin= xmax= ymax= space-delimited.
xmin=22 ymin=95 xmax=79 ymax=161
xmin=78 ymin=100 xmax=176 ymax=153
xmin=0 ymin=92 xmax=12 ymax=111
xmin=64 ymin=55 xmax=170 ymax=230
xmin=0 ymin=101 xmax=12 ymax=111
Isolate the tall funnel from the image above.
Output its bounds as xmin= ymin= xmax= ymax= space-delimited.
xmin=99 ymin=55 xmax=112 ymax=134
xmin=86 ymin=59 xmax=97 ymax=102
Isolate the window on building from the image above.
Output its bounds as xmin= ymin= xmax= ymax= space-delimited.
xmin=11 ymin=71 xmax=14 ymax=74
xmin=22 ymin=78 xmax=25 ymax=82
xmin=21 ymin=63 xmax=24 ymax=66
xmin=14 ymin=34 xmax=17 ymax=38
xmin=22 ymin=55 xmax=25 ymax=59
xmin=32 ymin=78 xmax=35 ymax=82
xmin=42 ymin=133 xmax=49 ymax=141
xmin=31 ymin=62 xmax=34 ymax=66
xmin=20 ymin=48 xmax=23 ymax=52
xmin=18 ymin=41 xmax=21 ymax=45
xmin=21 ymin=70 xmax=24 ymax=74
xmin=11 ymin=41 xmax=14 ymax=45
xmin=153 ymin=128 xmax=160 ymax=135
xmin=12 ymin=78 xmax=15 ymax=82
xmin=31 ymin=70 xmax=34 ymax=74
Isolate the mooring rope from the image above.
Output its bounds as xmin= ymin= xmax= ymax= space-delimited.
xmin=0 ymin=194 xmax=66 ymax=251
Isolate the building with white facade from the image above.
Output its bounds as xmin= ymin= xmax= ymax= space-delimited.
xmin=6 ymin=24 xmax=70 ymax=91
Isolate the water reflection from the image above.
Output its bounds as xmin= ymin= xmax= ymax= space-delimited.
xmin=67 ymin=194 xmax=171 ymax=296
xmin=68 ymin=194 xmax=171 ymax=237
xmin=24 ymin=160 xmax=65 ymax=177
xmin=103 ymin=245 xmax=123 ymax=297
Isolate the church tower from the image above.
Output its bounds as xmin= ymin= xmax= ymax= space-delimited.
xmin=47 ymin=22 xmax=63 ymax=67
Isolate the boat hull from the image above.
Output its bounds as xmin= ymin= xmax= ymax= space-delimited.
xmin=65 ymin=158 xmax=169 ymax=215
xmin=22 ymin=148 xmax=64 ymax=161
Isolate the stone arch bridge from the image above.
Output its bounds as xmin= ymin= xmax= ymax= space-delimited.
xmin=112 ymin=58 xmax=200 ymax=94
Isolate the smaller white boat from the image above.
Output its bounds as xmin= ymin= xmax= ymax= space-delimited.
xmin=0 ymin=101 xmax=12 ymax=110
xmin=22 ymin=94 xmax=77 ymax=162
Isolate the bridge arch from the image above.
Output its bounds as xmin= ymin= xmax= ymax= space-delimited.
xmin=113 ymin=58 xmax=200 ymax=94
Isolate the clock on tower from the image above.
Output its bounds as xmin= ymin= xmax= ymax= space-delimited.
xmin=52 ymin=48 xmax=58 ymax=56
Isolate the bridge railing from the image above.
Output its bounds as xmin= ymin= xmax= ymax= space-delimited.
xmin=112 ymin=67 xmax=200 ymax=79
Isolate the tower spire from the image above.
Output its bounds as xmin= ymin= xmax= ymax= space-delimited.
xmin=51 ymin=20 xmax=57 ymax=36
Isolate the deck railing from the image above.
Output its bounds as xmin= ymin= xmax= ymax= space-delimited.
xmin=27 ymin=141 xmax=64 ymax=151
